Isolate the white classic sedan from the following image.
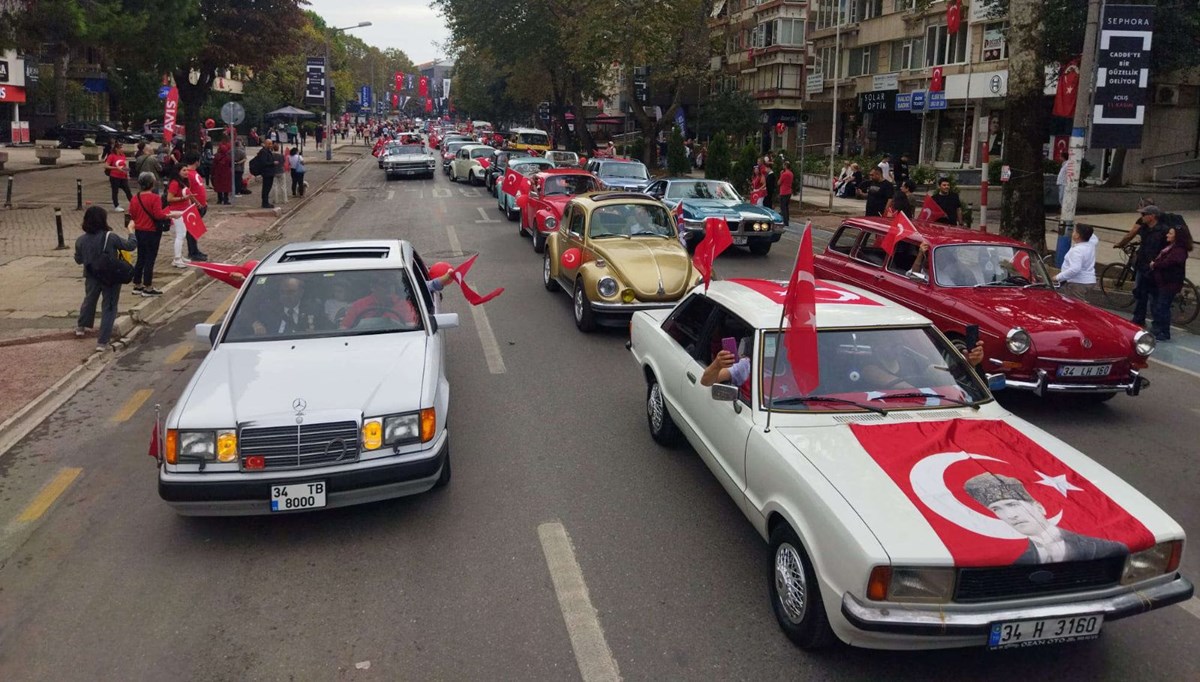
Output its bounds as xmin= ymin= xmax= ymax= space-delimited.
xmin=629 ymin=278 xmax=1193 ymax=650
xmin=157 ymin=240 xmax=458 ymax=515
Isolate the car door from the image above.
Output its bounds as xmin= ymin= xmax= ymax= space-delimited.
xmin=645 ymin=180 xmax=665 ymax=199
xmin=655 ymin=294 xmax=717 ymax=446
xmin=674 ymin=304 xmax=757 ymax=497
xmin=880 ymin=239 xmax=933 ymax=313
xmin=844 ymin=230 xmax=891 ymax=299
xmin=558 ymin=205 xmax=586 ymax=288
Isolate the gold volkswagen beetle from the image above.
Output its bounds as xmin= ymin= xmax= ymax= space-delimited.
xmin=543 ymin=192 xmax=699 ymax=332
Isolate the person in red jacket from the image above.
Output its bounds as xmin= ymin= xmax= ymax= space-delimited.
xmin=127 ymin=172 xmax=175 ymax=296
xmin=778 ymin=160 xmax=794 ymax=227
xmin=105 ymin=142 xmax=133 ymax=212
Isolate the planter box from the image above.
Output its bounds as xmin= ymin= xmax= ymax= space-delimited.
xmin=81 ymin=148 xmax=101 ymax=161
xmin=34 ymin=144 xmax=61 ymax=165
xmin=0 ymin=151 xmax=7 ymax=171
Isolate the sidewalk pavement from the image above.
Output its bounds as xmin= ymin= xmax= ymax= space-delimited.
xmin=0 ymin=139 xmax=367 ymax=434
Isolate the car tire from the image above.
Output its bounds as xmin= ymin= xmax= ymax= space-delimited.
xmin=533 ymin=231 xmax=546 ymax=254
xmin=505 ymin=200 xmax=518 ymax=222
xmin=543 ymin=250 xmax=557 ymax=291
xmin=646 ymin=374 xmax=681 ymax=446
xmin=769 ymin=523 xmax=835 ymax=650
xmin=433 ymin=448 xmax=451 ymax=489
xmin=749 ymin=240 xmax=772 ymax=256
xmin=518 ymin=209 xmax=528 ymax=237
xmin=469 ymin=171 xmax=480 ymax=186
xmin=573 ymin=279 xmax=596 ymax=332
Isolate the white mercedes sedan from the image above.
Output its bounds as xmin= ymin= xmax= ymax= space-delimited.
xmin=629 ymin=278 xmax=1192 ymax=650
xmin=157 ymin=240 xmax=458 ymax=515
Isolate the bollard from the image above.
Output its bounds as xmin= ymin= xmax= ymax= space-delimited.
xmin=54 ymin=208 xmax=66 ymax=249
xmin=4 ymin=175 xmax=12 ymax=208
xmin=76 ymin=178 xmax=83 ymax=210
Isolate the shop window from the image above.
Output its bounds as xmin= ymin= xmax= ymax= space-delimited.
xmin=982 ymin=22 xmax=1009 ymax=62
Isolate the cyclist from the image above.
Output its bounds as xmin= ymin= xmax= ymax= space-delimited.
xmin=1114 ymin=205 xmax=1167 ymax=328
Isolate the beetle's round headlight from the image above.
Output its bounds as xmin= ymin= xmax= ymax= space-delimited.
xmin=597 ymin=277 xmax=618 ymax=298
xmin=1005 ymin=327 xmax=1031 ymax=355
xmin=545 ymin=216 xmax=557 ymax=229
xmin=1134 ymin=330 xmax=1156 ymax=357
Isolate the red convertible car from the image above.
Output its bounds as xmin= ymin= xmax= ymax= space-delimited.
xmin=814 ymin=218 xmax=1155 ymax=401
xmin=519 ymin=168 xmax=603 ymax=253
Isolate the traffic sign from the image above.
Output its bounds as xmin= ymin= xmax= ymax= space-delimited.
xmin=220 ymin=101 xmax=245 ymax=126
xmin=929 ymin=92 xmax=947 ymax=110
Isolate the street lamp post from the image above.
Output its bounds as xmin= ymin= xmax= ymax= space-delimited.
xmin=326 ymin=21 xmax=372 ymax=161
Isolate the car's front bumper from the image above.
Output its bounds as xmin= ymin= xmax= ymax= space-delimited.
xmin=839 ymin=572 xmax=1193 ymax=641
xmin=591 ymin=300 xmax=678 ymax=313
xmin=680 ymin=222 xmax=784 ymax=248
xmin=158 ymin=434 xmax=448 ymax=516
xmin=1002 ymin=368 xmax=1147 ymax=396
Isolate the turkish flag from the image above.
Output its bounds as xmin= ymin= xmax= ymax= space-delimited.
xmin=502 ymin=169 xmax=529 ymax=197
xmin=418 ymin=76 xmax=429 ymax=98
xmin=190 ymin=259 xmax=259 ymax=288
xmin=394 ymin=72 xmax=403 ymax=91
xmin=780 ymin=223 xmax=819 ymax=396
xmin=673 ymin=200 xmax=685 ymax=226
xmin=424 ymin=98 xmax=433 ymax=113
xmin=850 ymin=419 xmax=1155 ymax=567
xmin=930 ymin=66 xmax=944 ymax=93
xmin=181 ymin=204 xmax=207 ymax=240
xmin=148 ymin=420 xmax=159 ymax=459
xmin=1053 ymin=59 xmax=1080 ymax=118
xmin=1012 ymin=250 xmax=1032 ymax=279
xmin=451 ymin=254 xmax=504 ymax=305
xmin=1052 ymin=135 xmax=1070 ymax=163
xmin=947 ymin=0 xmax=961 ymax=34
xmin=917 ymin=194 xmax=948 ymax=223
xmin=692 ymin=217 xmax=733 ymax=291
xmin=392 ymin=93 xmax=398 ymax=108
xmin=882 ymin=211 xmax=917 ymax=257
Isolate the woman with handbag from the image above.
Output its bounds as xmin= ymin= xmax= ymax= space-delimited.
xmin=1148 ymin=222 xmax=1194 ymax=341
xmin=73 ymin=206 xmax=137 ymax=352
xmin=128 ymin=172 xmax=175 ymax=297
xmin=288 ymin=146 xmax=306 ymax=197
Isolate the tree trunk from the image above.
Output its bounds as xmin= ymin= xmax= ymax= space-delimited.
xmin=173 ymin=68 xmax=215 ymax=152
xmin=1000 ymin=0 xmax=1047 ymax=247
xmin=569 ymin=89 xmax=595 ymax=155
xmin=53 ymin=48 xmax=69 ymax=125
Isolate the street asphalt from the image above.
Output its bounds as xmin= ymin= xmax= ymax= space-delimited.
xmin=0 ymin=155 xmax=1198 ymax=680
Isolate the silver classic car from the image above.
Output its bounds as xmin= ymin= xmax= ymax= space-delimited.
xmin=382 ymin=142 xmax=437 ymax=179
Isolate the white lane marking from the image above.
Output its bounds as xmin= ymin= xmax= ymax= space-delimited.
xmin=405 ymin=187 xmax=425 ymax=200
xmin=446 ymin=225 xmax=462 ymax=254
xmin=446 ymin=225 xmax=505 ymax=374
xmin=432 ymin=187 xmax=451 ymax=198
xmin=458 ymin=187 xmax=481 ymax=198
xmin=387 ymin=190 xmax=395 ymax=201
xmin=1170 ymin=344 xmax=1200 ymax=357
xmin=475 ymin=206 xmax=500 ymax=224
xmin=1149 ymin=357 xmax=1200 ymax=381
xmin=537 ymin=522 xmax=621 ymax=682
xmin=1180 ymin=597 xmax=1200 ymax=620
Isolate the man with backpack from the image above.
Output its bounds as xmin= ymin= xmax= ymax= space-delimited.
xmin=250 ymin=140 xmax=277 ymax=209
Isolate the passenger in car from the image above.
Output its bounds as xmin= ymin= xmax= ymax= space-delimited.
xmin=248 ymin=276 xmax=327 ymax=336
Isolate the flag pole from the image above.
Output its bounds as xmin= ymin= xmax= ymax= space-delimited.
xmin=765 ymin=220 xmax=810 ymax=433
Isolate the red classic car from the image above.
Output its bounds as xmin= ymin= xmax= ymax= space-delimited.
xmin=814 ymin=218 xmax=1155 ymax=401
xmin=519 ymin=168 xmax=604 ymax=253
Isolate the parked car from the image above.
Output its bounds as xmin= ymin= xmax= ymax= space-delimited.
xmin=486 ymin=150 xmax=533 ymax=196
xmin=543 ymin=192 xmax=697 ymax=331
xmin=440 ymin=140 xmax=471 ymax=174
xmin=497 ymin=156 xmax=555 ymax=220
xmin=449 ymin=144 xmax=496 ymax=185
xmin=629 ymin=277 xmax=1192 ymax=650
xmin=381 ymin=142 xmax=436 ymax=179
xmin=585 ymin=157 xmax=651 ymax=192
xmin=156 ymin=240 xmax=459 ymax=515
xmin=544 ymin=150 xmax=580 ymax=168
xmin=813 ymin=218 xmax=1154 ymax=401
xmin=44 ymin=121 xmax=142 ymax=148
xmin=645 ymin=178 xmax=785 ymax=255
xmin=519 ymin=168 xmax=604 ymax=253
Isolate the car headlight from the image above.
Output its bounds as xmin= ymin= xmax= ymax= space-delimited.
xmin=597 ymin=276 xmax=619 ymax=298
xmin=174 ymin=429 xmax=236 ymax=463
xmin=544 ymin=216 xmax=557 ymax=229
xmin=1134 ymin=330 xmax=1156 ymax=357
xmin=867 ymin=566 xmax=955 ymax=603
xmin=384 ymin=413 xmax=421 ymax=445
xmin=1005 ymin=327 xmax=1031 ymax=355
xmin=365 ymin=409 xmax=437 ymax=450
xmin=1121 ymin=541 xmax=1183 ymax=585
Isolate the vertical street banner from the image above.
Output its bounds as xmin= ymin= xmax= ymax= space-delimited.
xmin=162 ymin=86 xmax=178 ymax=143
xmin=442 ymin=78 xmax=451 ymax=101
xmin=359 ymin=85 xmax=372 ymax=110
xmin=305 ymin=57 xmax=326 ymax=105
xmin=1091 ymin=4 xmax=1153 ymax=149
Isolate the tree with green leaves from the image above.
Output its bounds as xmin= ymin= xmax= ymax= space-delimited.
xmin=698 ymin=90 xmax=760 ymax=142
xmin=704 ymin=132 xmax=731 ymax=182
xmin=666 ymin=126 xmax=689 ymax=175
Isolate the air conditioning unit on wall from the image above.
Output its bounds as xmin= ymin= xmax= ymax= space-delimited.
xmin=1156 ymin=85 xmax=1179 ymax=106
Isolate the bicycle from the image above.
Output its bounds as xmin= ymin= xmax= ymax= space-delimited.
xmin=1098 ymin=241 xmax=1200 ymax=325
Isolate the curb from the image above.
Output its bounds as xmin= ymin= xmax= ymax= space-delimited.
xmin=0 ymin=148 xmax=367 ymax=458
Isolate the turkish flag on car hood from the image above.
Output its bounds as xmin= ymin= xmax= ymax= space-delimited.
xmin=842 ymin=419 xmax=1157 ymax=567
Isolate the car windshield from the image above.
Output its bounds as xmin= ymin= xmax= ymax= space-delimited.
xmin=547 ymin=151 xmax=577 ymax=163
xmin=932 ymin=244 xmax=1052 ymax=288
xmin=601 ymin=162 xmax=649 ymax=179
xmin=511 ymin=161 xmax=553 ymax=175
xmin=518 ymin=132 xmax=549 ymax=145
xmin=223 ymin=269 xmax=426 ymax=343
xmin=445 ymin=142 xmax=467 ymax=154
xmin=667 ymin=180 xmax=740 ymax=201
xmin=470 ymin=147 xmax=495 ymax=159
xmin=759 ymin=327 xmax=988 ymax=412
xmin=543 ymin=175 xmax=601 ymax=196
xmin=588 ymin=204 xmax=676 ymax=239
xmin=396 ymin=145 xmax=425 ymax=154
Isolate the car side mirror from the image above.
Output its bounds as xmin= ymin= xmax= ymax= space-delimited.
xmin=432 ymin=313 xmax=459 ymax=333
xmin=986 ymin=372 xmax=1006 ymax=392
xmin=195 ymin=323 xmax=218 ymax=347
xmin=711 ymin=384 xmax=739 ymax=402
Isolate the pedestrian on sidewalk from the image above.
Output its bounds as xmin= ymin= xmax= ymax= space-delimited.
xmin=128 ymin=172 xmax=172 ymax=297
xmin=234 ymin=139 xmax=250 ymax=195
xmin=166 ymin=153 xmax=206 ymax=267
xmin=271 ymin=142 xmax=289 ymax=207
xmin=1118 ymin=205 xmax=1168 ymax=329
xmin=300 ymin=125 xmax=308 ymax=152
xmin=1148 ymin=223 xmax=1193 ymax=341
xmin=778 ymin=161 xmax=794 ymax=227
xmin=1053 ymin=224 xmax=1099 ymax=300
xmin=895 ymin=153 xmax=911 ymax=185
xmin=877 ymin=154 xmax=894 ymax=184
xmin=212 ymin=139 xmax=233 ymax=205
xmin=893 ymin=180 xmax=916 ymax=219
xmin=105 ymin=142 xmax=133 ymax=212
xmin=134 ymin=142 xmax=162 ymax=187
xmin=288 ymin=122 xmax=299 ymax=145
xmin=315 ymin=124 xmax=325 ymax=151
xmin=749 ymin=166 xmax=766 ymax=206
xmin=74 ymin=206 xmax=137 ymax=352
xmin=930 ymin=178 xmax=964 ymax=225
xmin=761 ymin=156 xmax=777 ymax=210
xmin=288 ymin=147 xmax=307 ymax=197
xmin=250 ymin=140 xmax=276 ymax=208
xmin=856 ymin=167 xmax=894 ymax=217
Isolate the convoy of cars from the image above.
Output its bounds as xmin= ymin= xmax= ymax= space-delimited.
xmin=159 ymin=128 xmax=1191 ymax=655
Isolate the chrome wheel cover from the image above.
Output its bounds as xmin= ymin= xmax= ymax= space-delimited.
xmin=543 ymin=253 xmax=552 ymax=285
xmin=774 ymin=542 xmax=808 ymax=624
xmin=574 ymin=286 xmax=585 ymax=322
xmin=648 ymin=383 xmax=664 ymax=431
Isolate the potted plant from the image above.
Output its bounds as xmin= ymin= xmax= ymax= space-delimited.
xmin=34 ymin=139 xmax=61 ymax=165
xmin=80 ymin=137 xmax=101 ymax=161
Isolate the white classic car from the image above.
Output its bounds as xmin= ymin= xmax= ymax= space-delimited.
xmin=628 ymin=278 xmax=1192 ymax=650
xmin=381 ymin=141 xmax=436 ymax=179
xmin=449 ymin=143 xmax=496 ymax=185
xmin=157 ymin=240 xmax=458 ymax=515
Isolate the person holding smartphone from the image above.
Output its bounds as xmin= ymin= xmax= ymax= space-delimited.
xmin=701 ymin=337 xmax=751 ymax=388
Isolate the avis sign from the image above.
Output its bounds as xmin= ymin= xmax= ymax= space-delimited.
xmin=1091 ymin=4 xmax=1153 ymax=148
xmin=162 ymin=86 xmax=179 ymax=143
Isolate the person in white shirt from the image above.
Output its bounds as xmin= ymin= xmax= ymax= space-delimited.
xmin=1054 ymin=224 xmax=1098 ymax=300
xmin=876 ymin=155 xmax=893 ymax=184
xmin=1056 ymin=160 xmax=1070 ymax=209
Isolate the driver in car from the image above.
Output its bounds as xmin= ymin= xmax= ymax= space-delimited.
xmin=935 ymin=247 xmax=979 ymax=286
xmin=339 ymin=269 xmax=456 ymax=329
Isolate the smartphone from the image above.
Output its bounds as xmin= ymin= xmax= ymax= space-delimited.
xmin=721 ymin=336 xmax=738 ymax=358
xmin=964 ymin=324 xmax=979 ymax=350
